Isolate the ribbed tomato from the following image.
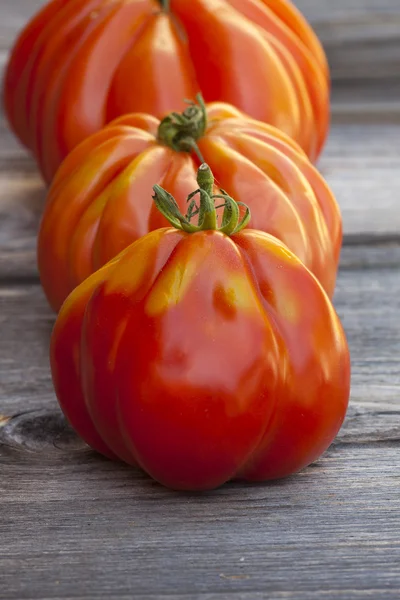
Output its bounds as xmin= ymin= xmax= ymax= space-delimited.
xmin=4 ymin=0 xmax=329 ymax=182
xmin=38 ymin=99 xmax=341 ymax=312
xmin=50 ymin=165 xmax=350 ymax=491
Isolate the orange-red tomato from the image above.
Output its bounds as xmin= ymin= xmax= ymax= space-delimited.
xmin=4 ymin=0 xmax=329 ymax=182
xmin=50 ymin=166 xmax=350 ymax=491
xmin=38 ymin=100 xmax=341 ymax=312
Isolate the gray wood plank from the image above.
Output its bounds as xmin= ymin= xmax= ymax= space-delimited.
xmin=1 ymin=252 xmax=399 ymax=424
xmin=0 ymin=133 xmax=44 ymax=280
xmin=1 ymin=0 xmax=399 ymax=279
xmin=0 ymin=441 xmax=399 ymax=600
xmin=1 ymin=0 xmax=399 ymax=82
xmin=295 ymin=0 xmax=400 ymax=80
xmin=320 ymin=121 xmax=400 ymax=238
xmin=331 ymin=80 xmax=400 ymax=115
xmin=340 ymin=243 xmax=400 ymax=269
xmin=0 ymin=284 xmax=54 ymax=415
xmin=0 ymin=252 xmax=400 ymax=600
xmin=1 ymin=116 xmax=399 ymax=279
xmin=0 ymin=3 xmax=399 ymax=599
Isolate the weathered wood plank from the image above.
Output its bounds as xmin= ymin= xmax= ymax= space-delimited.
xmin=331 ymin=80 xmax=400 ymax=116
xmin=295 ymin=0 xmax=400 ymax=80
xmin=0 ymin=244 xmax=400 ymax=414
xmin=2 ymin=118 xmax=400 ymax=279
xmin=320 ymin=121 xmax=400 ymax=238
xmin=0 ymin=439 xmax=399 ymax=600
xmin=1 ymin=3 xmax=399 ymax=599
xmin=340 ymin=243 xmax=400 ymax=269
xmin=0 ymin=285 xmax=54 ymax=415
xmin=0 ymin=156 xmax=44 ymax=280
xmin=0 ymin=253 xmax=400 ymax=600
xmin=1 ymin=0 xmax=399 ymax=279
xmin=1 ymin=253 xmax=399 ymax=423
xmin=1 ymin=0 xmax=399 ymax=82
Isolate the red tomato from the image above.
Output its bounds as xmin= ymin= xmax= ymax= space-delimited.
xmin=38 ymin=99 xmax=341 ymax=312
xmin=50 ymin=164 xmax=350 ymax=491
xmin=4 ymin=0 xmax=329 ymax=182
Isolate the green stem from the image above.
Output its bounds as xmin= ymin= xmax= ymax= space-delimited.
xmin=196 ymin=164 xmax=217 ymax=230
xmin=158 ymin=0 xmax=170 ymax=11
xmin=196 ymin=162 xmax=214 ymax=198
xmin=152 ymin=164 xmax=251 ymax=236
xmin=157 ymin=94 xmax=207 ymax=162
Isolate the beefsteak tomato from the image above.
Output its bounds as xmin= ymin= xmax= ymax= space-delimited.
xmin=38 ymin=98 xmax=341 ymax=312
xmin=4 ymin=0 xmax=329 ymax=182
xmin=50 ymin=164 xmax=350 ymax=491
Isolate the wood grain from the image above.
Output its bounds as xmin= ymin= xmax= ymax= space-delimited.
xmin=0 ymin=252 xmax=400 ymax=600
xmin=295 ymin=0 xmax=400 ymax=80
xmin=1 ymin=252 xmax=399 ymax=421
xmin=1 ymin=0 xmax=400 ymax=280
xmin=1 ymin=0 xmax=399 ymax=81
xmin=1 ymin=2 xmax=399 ymax=599
xmin=0 ymin=442 xmax=399 ymax=600
xmin=340 ymin=242 xmax=400 ymax=269
xmin=1 ymin=117 xmax=400 ymax=280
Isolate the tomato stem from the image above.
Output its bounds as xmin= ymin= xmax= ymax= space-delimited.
xmin=159 ymin=0 xmax=170 ymax=11
xmin=195 ymin=164 xmax=218 ymax=230
xmin=152 ymin=164 xmax=251 ymax=236
xmin=157 ymin=94 xmax=207 ymax=162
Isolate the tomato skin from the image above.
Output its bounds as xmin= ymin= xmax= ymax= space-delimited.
xmin=51 ymin=226 xmax=350 ymax=491
xmin=4 ymin=0 xmax=329 ymax=181
xmin=38 ymin=103 xmax=341 ymax=312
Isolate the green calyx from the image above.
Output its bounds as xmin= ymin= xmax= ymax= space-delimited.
xmin=157 ymin=94 xmax=207 ymax=163
xmin=158 ymin=0 xmax=170 ymax=11
xmin=152 ymin=163 xmax=251 ymax=236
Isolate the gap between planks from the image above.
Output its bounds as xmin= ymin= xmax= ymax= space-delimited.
xmin=0 ymin=266 xmax=399 ymax=598
xmin=1 ymin=0 xmax=400 ymax=81
xmin=1 ymin=111 xmax=400 ymax=283
xmin=0 ymin=254 xmax=399 ymax=440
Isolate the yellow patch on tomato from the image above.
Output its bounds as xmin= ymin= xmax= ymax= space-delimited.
xmin=276 ymin=292 xmax=302 ymax=324
xmin=145 ymin=259 xmax=198 ymax=316
xmin=103 ymin=230 xmax=165 ymax=295
xmin=249 ymin=230 xmax=300 ymax=264
xmin=213 ymin=276 xmax=261 ymax=319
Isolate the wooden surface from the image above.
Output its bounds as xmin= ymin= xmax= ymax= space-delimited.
xmin=1 ymin=1 xmax=400 ymax=599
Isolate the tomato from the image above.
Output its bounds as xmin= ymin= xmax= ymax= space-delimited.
xmin=38 ymin=98 xmax=341 ymax=312
xmin=50 ymin=164 xmax=350 ymax=491
xmin=4 ymin=0 xmax=329 ymax=182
